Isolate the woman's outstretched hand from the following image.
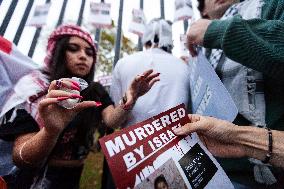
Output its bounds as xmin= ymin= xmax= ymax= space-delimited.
xmin=38 ymin=78 xmax=97 ymax=134
xmin=124 ymin=69 xmax=160 ymax=109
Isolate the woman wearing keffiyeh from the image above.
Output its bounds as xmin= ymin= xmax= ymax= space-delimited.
xmin=0 ymin=25 xmax=159 ymax=189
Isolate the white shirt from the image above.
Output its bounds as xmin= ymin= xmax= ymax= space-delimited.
xmin=110 ymin=48 xmax=191 ymax=127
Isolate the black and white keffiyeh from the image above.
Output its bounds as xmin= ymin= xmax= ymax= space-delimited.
xmin=209 ymin=3 xmax=242 ymax=69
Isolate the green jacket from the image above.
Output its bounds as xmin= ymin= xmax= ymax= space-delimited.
xmin=203 ymin=0 xmax=284 ymax=186
xmin=204 ymin=0 xmax=284 ymax=130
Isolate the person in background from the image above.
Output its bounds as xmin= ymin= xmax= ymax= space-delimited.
xmin=184 ymin=0 xmax=284 ymax=188
xmin=111 ymin=18 xmax=191 ymax=128
xmin=0 ymin=25 xmax=159 ymax=189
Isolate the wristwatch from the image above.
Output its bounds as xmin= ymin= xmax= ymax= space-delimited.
xmin=119 ymin=93 xmax=132 ymax=111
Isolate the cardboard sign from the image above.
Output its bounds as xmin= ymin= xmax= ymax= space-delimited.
xmin=128 ymin=9 xmax=146 ymax=36
xmin=188 ymin=53 xmax=238 ymax=121
xmin=27 ymin=3 xmax=51 ymax=27
xmin=174 ymin=0 xmax=193 ymax=21
xmin=99 ymin=104 xmax=234 ymax=189
xmin=89 ymin=2 xmax=112 ymax=28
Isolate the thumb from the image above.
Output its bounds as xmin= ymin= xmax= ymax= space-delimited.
xmin=173 ymin=121 xmax=203 ymax=136
xmin=73 ymin=101 xmax=99 ymax=113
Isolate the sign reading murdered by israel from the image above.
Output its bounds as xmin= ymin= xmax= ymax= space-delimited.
xmin=99 ymin=104 xmax=234 ymax=189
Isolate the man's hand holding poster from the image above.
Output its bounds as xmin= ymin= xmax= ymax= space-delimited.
xmin=99 ymin=104 xmax=234 ymax=189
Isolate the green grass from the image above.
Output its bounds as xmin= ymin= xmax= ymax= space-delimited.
xmin=80 ymin=152 xmax=104 ymax=189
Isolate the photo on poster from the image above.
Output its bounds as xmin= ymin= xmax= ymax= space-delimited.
xmin=135 ymin=158 xmax=187 ymax=189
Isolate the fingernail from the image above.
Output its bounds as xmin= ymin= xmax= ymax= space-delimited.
xmin=70 ymin=94 xmax=83 ymax=99
xmin=71 ymin=80 xmax=80 ymax=88
xmin=71 ymin=84 xmax=80 ymax=91
xmin=57 ymin=97 xmax=69 ymax=101
xmin=95 ymin=101 xmax=102 ymax=106
xmin=172 ymin=128 xmax=181 ymax=134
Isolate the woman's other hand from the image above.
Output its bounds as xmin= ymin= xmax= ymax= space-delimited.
xmin=124 ymin=69 xmax=160 ymax=109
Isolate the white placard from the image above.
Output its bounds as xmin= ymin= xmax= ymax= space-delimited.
xmin=128 ymin=9 xmax=146 ymax=36
xmin=180 ymin=34 xmax=189 ymax=57
xmin=188 ymin=53 xmax=238 ymax=121
xmin=174 ymin=0 xmax=193 ymax=21
xmin=89 ymin=2 xmax=112 ymax=28
xmin=26 ymin=3 xmax=51 ymax=27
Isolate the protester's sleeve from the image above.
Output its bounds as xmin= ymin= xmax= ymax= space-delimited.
xmin=203 ymin=15 xmax=284 ymax=80
xmin=0 ymin=109 xmax=39 ymax=141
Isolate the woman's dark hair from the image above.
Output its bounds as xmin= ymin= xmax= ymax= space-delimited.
xmin=49 ymin=36 xmax=96 ymax=84
xmin=74 ymin=82 xmax=107 ymax=157
xmin=154 ymin=175 xmax=168 ymax=189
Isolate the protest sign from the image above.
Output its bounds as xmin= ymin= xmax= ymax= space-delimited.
xmin=96 ymin=75 xmax=112 ymax=87
xmin=128 ymin=9 xmax=146 ymax=36
xmin=27 ymin=3 xmax=50 ymax=27
xmin=188 ymin=53 xmax=238 ymax=121
xmin=99 ymin=104 xmax=234 ymax=189
xmin=89 ymin=2 xmax=112 ymax=28
xmin=174 ymin=0 xmax=193 ymax=21
xmin=180 ymin=34 xmax=189 ymax=57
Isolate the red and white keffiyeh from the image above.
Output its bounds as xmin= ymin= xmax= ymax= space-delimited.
xmin=0 ymin=36 xmax=49 ymax=126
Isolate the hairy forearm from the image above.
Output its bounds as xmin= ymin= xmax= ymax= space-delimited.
xmin=234 ymin=126 xmax=284 ymax=168
xmin=13 ymin=127 xmax=61 ymax=167
xmin=102 ymin=105 xmax=129 ymax=128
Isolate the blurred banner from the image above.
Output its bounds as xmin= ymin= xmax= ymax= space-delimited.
xmin=188 ymin=53 xmax=238 ymax=122
xmin=128 ymin=9 xmax=146 ymax=36
xmin=89 ymin=2 xmax=112 ymax=28
xmin=174 ymin=0 xmax=193 ymax=21
xmin=26 ymin=3 xmax=51 ymax=27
